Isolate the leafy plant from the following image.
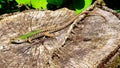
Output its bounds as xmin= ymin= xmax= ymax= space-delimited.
xmin=15 ymin=0 xmax=93 ymax=12
xmin=16 ymin=0 xmax=31 ymax=6
xmin=0 ymin=0 xmax=18 ymax=15
xmin=16 ymin=0 xmax=65 ymax=9
xmin=73 ymin=0 xmax=93 ymax=14
xmin=16 ymin=0 xmax=48 ymax=9
xmin=31 ymin=0 xmax=48 ymax=9
xmin=0 ymin=0 xmax=93 ymax=15
xmin=47 ymin=0 xmax=64 ymax=8
xmin=0 ymin=0 xmax=119 ymax=15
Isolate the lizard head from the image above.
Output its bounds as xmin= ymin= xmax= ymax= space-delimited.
xmin=11 ymin=38 xmax=26 ymax=44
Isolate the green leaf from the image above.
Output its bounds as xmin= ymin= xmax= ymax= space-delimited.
xmin=0 ymin=4 xmax=2 ymax=8
xmin=73 ymin=0 xmax=93 ymax=14
xmin=47 ymin=0 xmax=64 ymax=7
xmin=9 ymin=0 xmax=14 ymax=1
xmin=115 ymin=10 xmax=120 ymax=13
xmin=0 ymin=0 xmax=6 ymax=3
xmin=16 ymin=0 xmax=30 ymax=5
xmin=31 ymin=0 xmax=48 ymax=9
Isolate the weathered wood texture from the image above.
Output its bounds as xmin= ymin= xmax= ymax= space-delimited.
xmin=0 ymin=7 xmax=119 ymax=68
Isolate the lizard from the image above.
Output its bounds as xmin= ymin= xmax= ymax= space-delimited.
xmin=11 ymin=0 xmax=106 ymax=44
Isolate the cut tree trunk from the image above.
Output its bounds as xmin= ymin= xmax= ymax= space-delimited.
xmin=0 ymin=7 xmax=119 ymax=68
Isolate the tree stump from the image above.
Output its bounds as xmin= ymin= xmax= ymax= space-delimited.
xmin=0 ymin=7 xmax=119 ymax=68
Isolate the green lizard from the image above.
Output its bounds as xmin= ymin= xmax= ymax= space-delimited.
xmin=11 ymin=25 xmax=57 ymax=43
xmin=11 ymin=30 xmax=42 ymax=43
xmin=11 ymin=0 xmax=106 ymax=44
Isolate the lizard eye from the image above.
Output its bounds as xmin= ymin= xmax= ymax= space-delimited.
xmin=17 ymin=39 xmax=22 ymax=42
xmin=17 ymin=40 xmax=20 ymax=42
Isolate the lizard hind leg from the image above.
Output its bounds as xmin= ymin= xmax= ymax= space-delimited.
xmin=44 ymin=32 xmax=55 ymax=37
xmin=28 ymin=38 xmax=33 ymax=43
